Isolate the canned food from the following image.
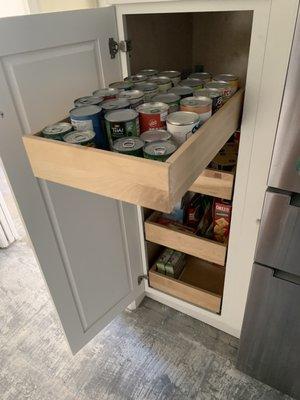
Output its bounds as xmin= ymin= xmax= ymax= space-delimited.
xmin=137 ymin=69 xmax=158 ymax=77
xmin=113 ymin=137 xmax=144 ymax=157
xmin=109 ymin=81 xmax=133 ymax=91
xmin=134 ymin=82 xmax=159 ymax=101
xmin=143 ymin=140 xmax=177 ymax=162
xmin=180 ymin=78 xmax=203 ymax=90
xmin=205 ymin=81 xmax=232 ymax=103
xmin=152 ymin=93 xmax=180 ymax=113
xmin=74 ymin=95 xmax=103 ymax=107
xmin=93 ymin=87 xmax=119 ymax=100
xmin=105 ymin=109 xmax=139 ymax=147
xmin=158 ymin=70 xmax=181 ymax=86
xmin=166 ymin=111 xmax=200 ymax=145
xmin=194 ymin=88 xmax=223 ymax=113
xmin=69 ymin=105 xmax=107 ymax=149
xmin=140 ymin=129 xmax=172 ymax=143
xmin=101 ymin=98 xmax=131 ymax=112
xmin=119 ymin=90 xmax=144 ymax=108
xmin=168 ymin=86 xmax=193 ymax=99
xmin=42 ymin=122 xmax=73 ymax=141
xmin=209 ymin=142 xmax=238 ymax=171
xmin=180 ymin=96 xmax=212 ymax=122
xmin=189 ymin=72 xmax=211 ymax=83
xmin=148 ymin=76 xmax=172 ymax=93
xmin=125 ymin=74 xmax=147 ymax=84
xmin=137 ymin=102 xmax=169 ymax=133
xmin=63 ymin=130 xmax=95 ymax=147
xmin=213 ymin=74 xmax=239 ymax=94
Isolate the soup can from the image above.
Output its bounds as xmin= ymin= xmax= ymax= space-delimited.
xmin=166 ymin=111 xmax=200 ymax=146
xmin=189 ymin=72 xmax=211 ymax=83
xmin=205 ymin=81 xmax=232 ymax=103
xmin=140 ymin=129 xmax=172 ymax=143
xmin=63 ymin=130 xmax=95 ymax=147
xmin=194 ymin=88 xmax=223 ymax=113
xmin=69 ymin=105 xmax=107 ymax=149
xmin=180 ymin=78 xmax=203 ymax=90
xmin=113 ymin=137 xmax=144 ymax=157
xmin=105 ymin=109 xmax=140 ymax=148
xmin=109 ymin=81 xmax=133 ymax=91
xmin=137 ymin=102 xmax=169 ymax=133
xmin=74 ymin=95 xmax=103 ymax=107
xmin=148 ymin=76 xmax=172 ymax=93
xmin=93 ymin=88 xmax=119 ymax=100
xmin=101 ymin=98 xmax=131 ymax=113
xmin=180 ymin=96 xmax=212 ymax=122
xmin=125 ymin=74 xmax=147 ymax=84
xmin=119 ymin=90 xmax=144 ymax=108
xmin=158 ymin=70 xmax=181 ymax=86
xmin=143 ymin=140 xmax=177 ymax=162
xmin=42 ymin=122 xmax=73 ymax=141
xmin=134 ymin=82 xmax=159 ymax=101
xmin=213 ymin=73 xmax=239 ymax=94
xmin=209 ymin=142 xmax=238 ymax=171
xmin=137 ymin=69 xmax=158 ymax=77
xmin=168 ymin=86 xmax=193 ymax=99
xmin=152 ymin=93 xmax=180 ymax=113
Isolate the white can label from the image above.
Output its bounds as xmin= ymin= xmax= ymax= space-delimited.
xmin=71 ymin=118 xmax=93 ymax=131
xmin=199 ymin=110 xmax=212 ymax=122
xmin=161 ymin=111 xmax=168 ymax=121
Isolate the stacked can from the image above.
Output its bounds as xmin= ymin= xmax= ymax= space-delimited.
xmin=74 ymin=95 xmax=103 ymax=107
xmin=63 ymin=130 xmax=95 ymax=147
xmin=189 ymin=72 xmax=211 ymax=84
xmin=179 ymin=78 xmax=203 ymax=91
xmin=105 ymin=109 xmax=140 ymax=149
xmin=205 ymin=81 xmax=232 ymax=103
xmin=137 ymin=69 xmax=158 ymax=77
xmin=213 ymin=73 xmax=239 ymax=95
xmin=109 ymin=81 xmax=133 ymax=92
xmin=119 ymin=90 xmax=144 ymax=109
xmin=194 ymin=88 xmax=223 ymax=113
xmin=180 ymin=96 xmax=212 ymax=123
xmin=166 ymin=111 xmax=200 ymax=145
xmin=168 ymin=86 xmax=193 ymax=99
xmin=42 ymin=122 xmax=73 ymax=141
xmin=158 ymin=70 xmax=181 ymax=86
xmin=93 ymin=88 xmax=118 ymax=100
xmin=134 ymin=82 xmax=159 ymax=102
xmin=152 ymin=93 xmax=180 ymax=113
xmin=137 ymin=102 xmax=169 ymax=133
xmin=148 ymin=76 xmax=172 ymax=93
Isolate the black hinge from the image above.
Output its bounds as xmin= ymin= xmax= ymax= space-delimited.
xmin=138 ymin=274 xmax=148 ymax=285
xmin=109 ymin=38 xmax=132 ymax=59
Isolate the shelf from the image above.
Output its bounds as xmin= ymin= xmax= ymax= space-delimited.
xmin=145 ymin=212 xmax=227 ymax=266
xmin=190 ymin=169 xmax=234 ymax=200
xmin=23 ymin=89 xmax=243 ymax=213
xmin=149 ymin=256 xmax=225 ymax=313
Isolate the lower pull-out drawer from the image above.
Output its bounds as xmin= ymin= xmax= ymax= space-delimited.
xmin=23 ymin=90 xmax=243 ymax=213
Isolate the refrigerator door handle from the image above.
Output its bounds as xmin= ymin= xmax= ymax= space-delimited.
xmin=273 ymin=269 xmax=300 ymax=285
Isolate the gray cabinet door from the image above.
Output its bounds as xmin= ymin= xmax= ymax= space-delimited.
xmin=0 ymin=8 xmax=145 ymax=353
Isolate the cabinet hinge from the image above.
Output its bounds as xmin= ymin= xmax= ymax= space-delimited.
xmin=109 ymin=38 xmax=132 ymax=59
xmin=138 ymin=274 xmax=148 ymax=285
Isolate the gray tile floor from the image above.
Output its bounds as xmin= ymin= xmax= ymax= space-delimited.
xmin=0 ymin=168 xmax=294 ymax=400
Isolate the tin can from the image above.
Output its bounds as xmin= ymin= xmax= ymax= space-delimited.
xmin=134 ymin=82 xmax=158 ymax=101
xmin=137 ymin=69 xmax=158 ymax=77
xmin=148 ymin=76 xmax=172 ymax=93
xmin=140 ymin=129 xmax=172 ymax=143
xmin=105 ymin=109 xmax=139 ymax=147
xmin=166 ymin=111 xmax=200 ymax=145
xmin=74 ymin=95 xmax=103 ymax=107
xmin=109 ymin=81 xmax=133 ymax=91
xmin=125 ymin=74 xmax=147 ymax=84
xmin=143 ymin=140 xmax=177 ymax=162
xmin=194 ymin=88 xmax=223 ymax=113
xmin=205 ymin=81 xmax=232 ymax=103
xmin=93 ymin=87 xmax=119 ymax=100
xmin=180 ymin=96 xmax=212 ymax=122
xmin=42 ymin=122 xmax=73 ymax=141
xmin=113 ymin=137 xmax=144 ymax=157
xmin=137 ymin=102 xmax=169 ymax=133
xmin=152 ymin=93 xmax=180 ymax=113
xmin=209 ymin=142 xmax=238 ymax=171
xmin=119 ymin=90 xmax=144 ymax=108
xmin=168 ymin=86 xmax=193 ymax=99
xmin=213 ymin=74 xmax=239 ymax=94
xmin=189 ymin=72 xmax=211 ymax=83
xmin=158 ymin=70 xmax=181 ymax=86
xmin=180 ymin=78 xmax=203 ymax=91
xmin=101 ymin=98 xmax=131 ymax=113
xmin=69 ymin=105 xmax=107 ymax=149
xmin=63 ymin=130 xmax=95 ymax=147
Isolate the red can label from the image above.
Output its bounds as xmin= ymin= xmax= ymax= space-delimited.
xmin=139 ymin=111 xmax=168 ymax=133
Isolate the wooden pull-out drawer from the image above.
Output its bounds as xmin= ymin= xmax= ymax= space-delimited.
xmin=149 ymin=256 xmax=225 ymax=313
xmin=23 ymin=90 xmax=243 ymax=213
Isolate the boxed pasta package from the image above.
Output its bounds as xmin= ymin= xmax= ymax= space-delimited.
xmin=213 ymin=199 xmax=232 ymax=243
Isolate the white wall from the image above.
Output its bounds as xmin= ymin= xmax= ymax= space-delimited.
xmin=28 ymin=0 xmax=98 ymax=13
xmin=0 ymin=0 xmax=29 ymax=17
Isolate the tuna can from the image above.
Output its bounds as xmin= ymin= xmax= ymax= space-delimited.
xmin=143 ymin=140 xmax=177 ymax=162
xmin=119 ymin=90 xmax=144 ymax=108
xmin=42 ymin=122 xmax=73 ymax=141
xmin=63 ymin=130 xmax=95 ymax=147
xmin=137 ymin=69 xmax=158 ymax=77
xmin=205 ymin=81 xmax=232 ymax=103
xmin=180 ymin=78 xmax=203 ymax=91
xmin=189 ymin=72 xmax=211 ymax=83
xmin=152 ymin=93 xmax=180 ymax=113
xmin=69 ymin=105 xmax=107 ymax=149
xmin=166 ymin=111 xmax=200 ymax=146
xmin=109 ymin=81 xmax=133 ymax=91
xmin=168 ymin=86 xmax=193 ymax=99
xmin=194 ymin=88 xmax=223 ymax=113
xmin=140 ymin=129 xmax=172 ymax=143
xmin=213 ymin=74 xmax=239 ymax=94
xmin=180 ymin=96 xmax=212 ymax=122
xmin=137 ymin=102 xmax=169 ymax=133
xmin=101 ymin=98 xmax=131 ymax=113
xmin=125 ymin=74 xmax=147 ymax=84
xmin=93 ymin=87 xmax=119 ymax=100
xmin=158 ymin=70 xmax=181 ymax=86
xmin=134 ymin=82 xmax=158 ymax=101
xmin=113 ymin=137 xmax=144 ymax=157
xmin=105 ymin=109 xmax=140 ymax=147
xmin=148 ymin=76 xmax=172 ymax=93
xmin=74 ymin=95 xmax=103 ymax=107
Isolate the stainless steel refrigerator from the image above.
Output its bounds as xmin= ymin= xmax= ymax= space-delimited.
xmin=237 ymin=10 xmax=300 ymax=400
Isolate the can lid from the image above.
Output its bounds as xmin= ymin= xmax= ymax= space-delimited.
xmin=63 ymin=130 xmax=95 ymax=144
xmin=158 ymin=70 xmax=181 ymax=78
xmin=137 ymin=69 xmax=158 ymax=77
xmin=137 ymin=102 xmax=169 ymax=114
xmin=152 ymin=93 xmax=180 ymax=104
xmin=189 ymin=72 xmax=211 ymax=80
xmin=134 ymin=82 xmax=158 ymax=92
xmin=93 ymin=87 xmax=119 ymax=97
xmin=213 ymin=73 xmax=238 ymax=82
xmin=70 ymin=105 xmax=101 ymax=117
xmin=43 ymin=122 xmax=72 ymax=135
xmin=144 ymin=140 xmax=177 ymax=156
xmin=194 ymin=88 xmax=222 ymax=98
xmin=109 ymin=81 xmax=133 ymax=90
xmin=140 ymin=129 xmax=172 ymax=143
xmin=113 ymin=137 xmax=144 ymax=152
xmin=167 ymin=111 xmax=200 ymax=126
xmin=180 ymin=78 xmax=203 ymax=87
xmin=168 ymin=86 xmax=193 ymax=96
xmin=102 ymin=98 xmax=130 ymax=111
xmin=206 ymin=81 xmax=231 ymax=89
xmin=149 ymin=76 xmax=172 ymax=85
xmin=105 ymin=108 xmax=138 ymax=122
xmin=74 ymin=95 xmax=103 ymax=107
xmin=180 ymin=96 xmax=212 ymax=107
xmin=119 ymin=90 xmax=144 ymax=100
xmin=124 ymin=74 xmax=147 ymax=83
